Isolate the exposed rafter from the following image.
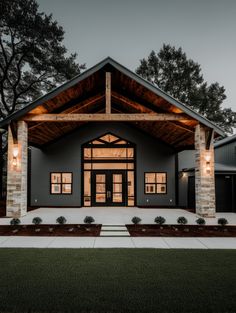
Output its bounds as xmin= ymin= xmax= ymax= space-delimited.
xmin=112 ymin=91 xmax=153 ymax=113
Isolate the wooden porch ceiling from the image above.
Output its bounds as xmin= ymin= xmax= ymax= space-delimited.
xmin=24 ymin=66 xmax=200 ymax=150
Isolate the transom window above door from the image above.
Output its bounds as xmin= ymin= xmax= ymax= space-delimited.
xmin=83 ymin=133 xmax=134 ymax=161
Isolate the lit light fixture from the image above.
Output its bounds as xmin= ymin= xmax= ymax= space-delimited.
xmin=13 ymin=146 xmax=19 ymax=158
xmin=178 ymin=171 xmax=187 ymax=179
xmin=12 ymin=145 xmax=19 ymax=167
xmin=204 ymin=152 xmax=211 ymax=162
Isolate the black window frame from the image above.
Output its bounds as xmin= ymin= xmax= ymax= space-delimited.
xmin=50 ymin=172 xmax=73 ymax=195
xmin=144 ymin=172 xmax=167 ymax=195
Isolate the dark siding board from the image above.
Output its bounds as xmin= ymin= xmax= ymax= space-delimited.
xmin=30 ymin=122 xmax=176 ymax=207
xmin=215 ymin=141 xmax=236 ymax=166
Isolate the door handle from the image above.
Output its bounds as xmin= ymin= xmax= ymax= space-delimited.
xmin=107 ymin=191 xmax=111 ymax=198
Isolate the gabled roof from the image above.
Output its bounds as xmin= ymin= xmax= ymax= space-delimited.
xmin=0 ymin=57 xmax=225 ymax=137
xmin=214 ymin=134 xmax=236 ymax=148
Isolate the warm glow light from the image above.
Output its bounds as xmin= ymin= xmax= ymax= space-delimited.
xmin=12 ymin=145 xmax=19 ymax=158
xmin=204 ymin=153 xmax=211 ymax=162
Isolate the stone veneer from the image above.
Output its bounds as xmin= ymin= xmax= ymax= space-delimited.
xmin=195 ymin=124 xmax=215 ymax=217
xmin=6 ymin=121 xmax=28 ymax=217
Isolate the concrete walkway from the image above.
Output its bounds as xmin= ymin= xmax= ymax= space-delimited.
xmin=0 ymin=236 xmax=236 ymax=249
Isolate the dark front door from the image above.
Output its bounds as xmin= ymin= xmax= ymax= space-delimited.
xmin=91 ymin=170 xmax=127 ymax=206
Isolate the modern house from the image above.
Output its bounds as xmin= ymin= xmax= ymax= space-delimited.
xmin=179 ymin=135 xmax=236 ymax=212
xmin=0 ymin=58 xmax=225 ymax=218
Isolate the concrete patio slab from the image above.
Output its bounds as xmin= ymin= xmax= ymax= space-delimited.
xmin=163 ymin=237 xmax=207 ymax=249
xmin=132 ymin=237 xmax=169 ymax=248
xmin=1 ymin=207 xmax=235 ymax=226
xmin=198 ymin=237 xmax=236 ymax=249
xmin=94 ymin=237 xmax=134 ymax=248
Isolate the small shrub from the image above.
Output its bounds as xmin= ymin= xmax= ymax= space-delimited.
xmin=196 ymin=217 xmax=206 ymax=225
xmin=10 ymin=218 xmax=21 ymax=226
xmin=218 ymin=218 xmax=228 ymax=227
xmin=154 ymin=216 xmax=166 ymax=225
xmin=84 ymin=216 xmax=95 ymax=224
xmin=32 ymin=217 xmax=42 ymax=225
xmin=177 ymin=216 xmax=188 ymax=225
xmin=131 ymin=216 xmax=141 ymax=225
xmin=56 ymin=216 xmax=67 ymax=225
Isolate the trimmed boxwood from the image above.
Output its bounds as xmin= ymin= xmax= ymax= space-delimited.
xmin=196 ymin=217 xmax=206 ymax=225
xmin=32 ymin=217 xmax=43 ymax=225
xmin=154 ymin=216 xmax=166 ymax=225
xmin=10 ymin=218 xmax=21 ymax=226
xmin=218 ymin=218 xmax=228 ymax=227
xmin=56 ymin=216 xmax=67 ymax=225
xmin=132 ymin=217 xmax=141 ymax=225
xmin=177 ymin=216 xmax=188 ymax=225
xmin=84 ymin=216 xmax=95 ymax=224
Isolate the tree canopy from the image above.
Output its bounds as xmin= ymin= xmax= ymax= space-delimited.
xmin=0 ymin=0 xmax=85 ymax=119
xmin=136 ymin=44 xmax=235 ymax=134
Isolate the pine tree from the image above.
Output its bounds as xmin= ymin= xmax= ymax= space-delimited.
xmin=136 ymin=44 xmax=235 ymax=133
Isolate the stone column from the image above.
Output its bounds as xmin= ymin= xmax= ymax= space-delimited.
xmin=6 ymin=121 xmax=28 ymax=217
xmin=194 ymin=124 xmax=215 ymax=217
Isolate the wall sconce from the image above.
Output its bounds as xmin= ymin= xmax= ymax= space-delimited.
xmin=204 ymin=152 xmax=211 ymax=174
xmin=12 ymin=145 xmax=19 ymax=167
xmin=204 ymin=152 xmax=211 ymax=162
xmin=178 ymin=171 xmax=187 ymax=179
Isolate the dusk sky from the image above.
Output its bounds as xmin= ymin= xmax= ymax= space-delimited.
xmin=38 ymin=0 xmax=236 ymax=111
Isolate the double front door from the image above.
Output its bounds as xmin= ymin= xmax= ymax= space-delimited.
xmin=91 ymin=170 xmax=127 ymax=206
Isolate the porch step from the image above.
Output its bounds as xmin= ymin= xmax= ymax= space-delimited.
xmin=100 ymin=225 xmax=130 ymax=237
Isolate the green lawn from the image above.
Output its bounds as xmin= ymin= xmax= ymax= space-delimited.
xmin=0 ymin=249 xmax=236 ymax=313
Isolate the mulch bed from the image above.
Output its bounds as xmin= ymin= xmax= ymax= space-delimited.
xmin=0 ymin=224 xmax=101 ymax=236
xmin=126 ymin=224 xmax=236 ymax=237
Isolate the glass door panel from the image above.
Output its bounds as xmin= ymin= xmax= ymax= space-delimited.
xmin=91 ymin=171 xmax=127 ymax=206
xmin=112 ymin=174 xmax=123 ymax=203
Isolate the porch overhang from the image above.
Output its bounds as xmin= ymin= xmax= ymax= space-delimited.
xmin=0 ymin=57 xmax=225 ymax=151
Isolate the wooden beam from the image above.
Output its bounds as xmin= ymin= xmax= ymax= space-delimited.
xmin=28 ymin=93 xmax=105 ymax=131
xmin=170 ymin=121 xmax=195 ymax=133
xmin=205 ymin=128 xmax=214 ymax=150
xmin=10 ymin=122 xmax=17 ymax=144
xmin=105 ymin=72 xmax=111 ymax=114
xmin=112 ymin=91 xmax=153 ymax=113
xmin=23 ymin=113 xmax=192 ymax=122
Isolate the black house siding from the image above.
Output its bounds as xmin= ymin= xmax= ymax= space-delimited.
xmin=30 ymin=122 xmax=176 ymax=207
xmin=215 ymin=141 xmax=236 ymax=166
